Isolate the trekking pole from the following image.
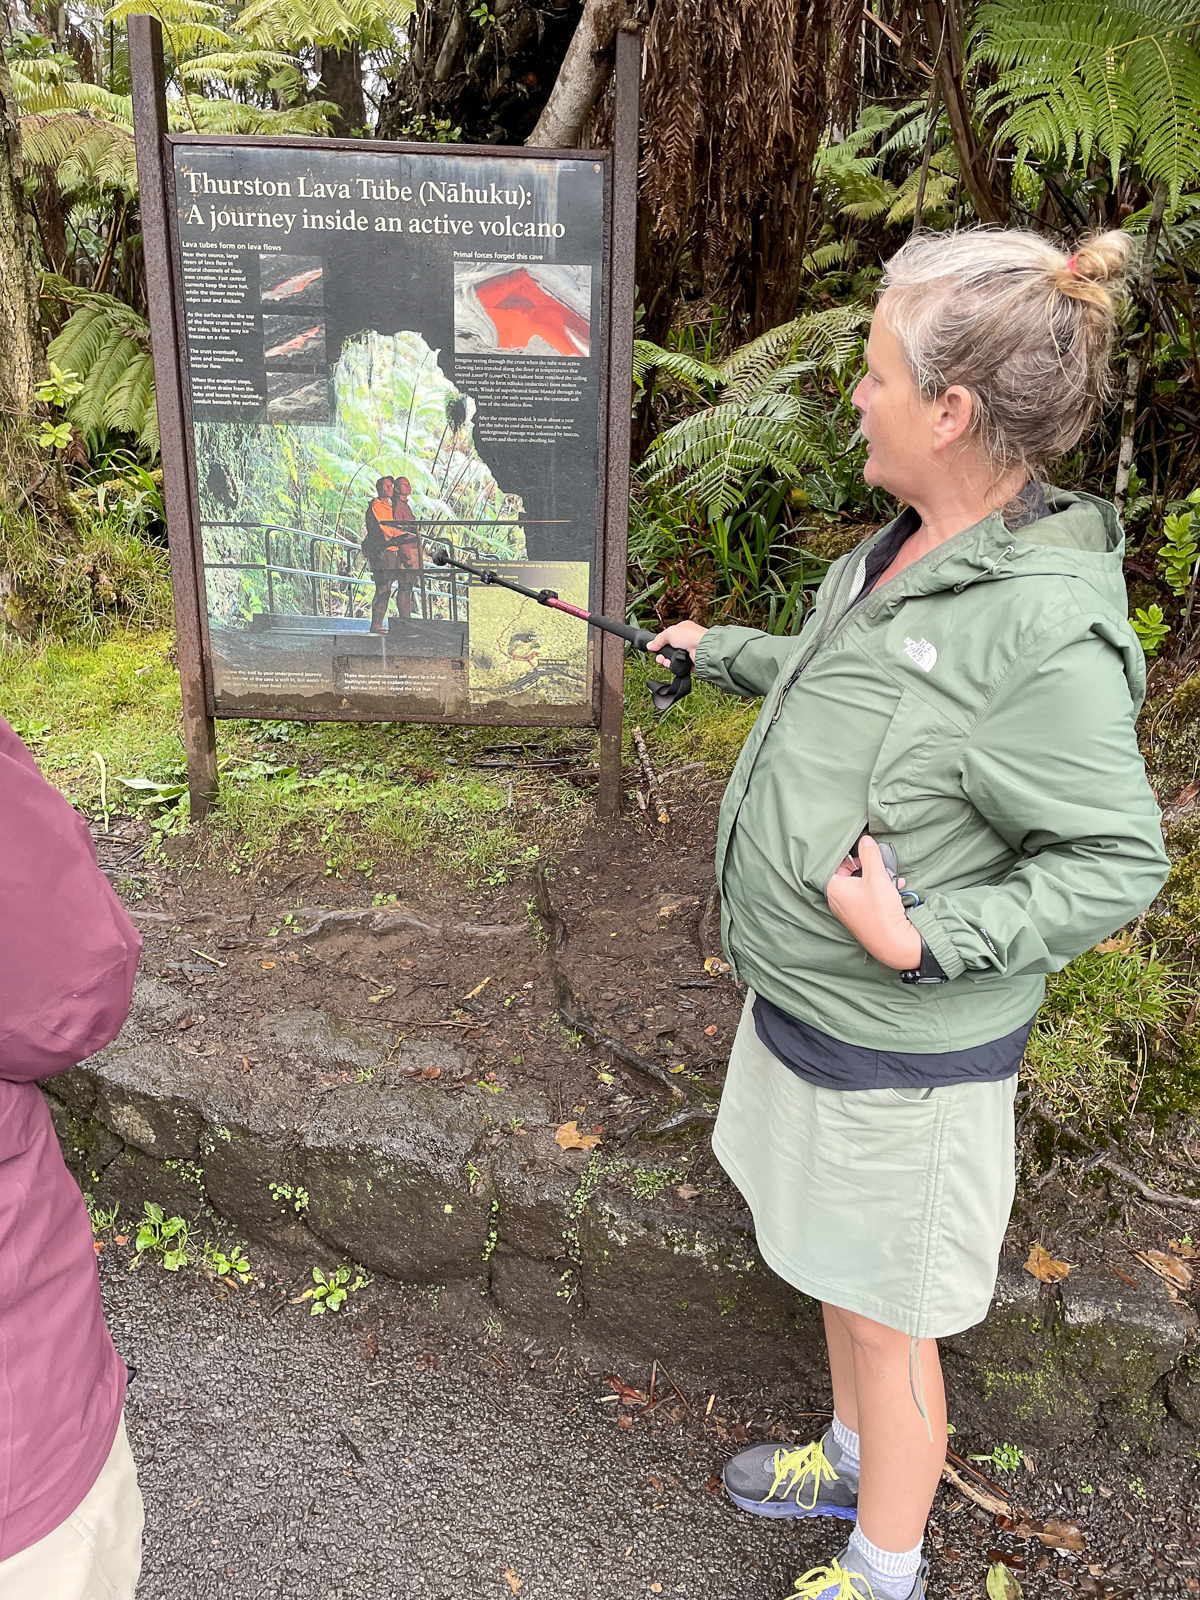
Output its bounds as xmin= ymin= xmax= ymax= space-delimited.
xmin=429 ymin=546 xmax=693 ymax=712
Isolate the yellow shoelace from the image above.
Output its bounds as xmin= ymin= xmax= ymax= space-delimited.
xmin=764 ymin=1439 xmax=841 ymax=1509
xmin=789 ymin=1560 xmax=876 ymax=1600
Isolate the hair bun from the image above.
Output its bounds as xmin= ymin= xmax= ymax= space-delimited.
xmin=1055 ymin=231 xmax=1131 ymax=304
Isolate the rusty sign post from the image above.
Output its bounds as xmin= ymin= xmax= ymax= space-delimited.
xmin=129 ymin=18 xmax=641 ymax=820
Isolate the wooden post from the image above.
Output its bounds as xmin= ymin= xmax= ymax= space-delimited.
xmin=596 ymin=27 xmax=639 ymax=819
xmin=128 ymin=16 xmax=219 ymax=819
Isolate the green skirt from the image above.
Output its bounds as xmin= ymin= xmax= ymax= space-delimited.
xmin=712 ymin=995 xmax=1017 ymax=1338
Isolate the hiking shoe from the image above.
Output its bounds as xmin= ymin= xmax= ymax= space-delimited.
xmin=723 ymin=1431 xmax=858 ymax=1520
xmin=787 ymin=1554 xmax=930 ymax=1600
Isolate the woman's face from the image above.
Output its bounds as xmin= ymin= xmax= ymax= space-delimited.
xmin=851 ymin=303 xmax=934 ymax=501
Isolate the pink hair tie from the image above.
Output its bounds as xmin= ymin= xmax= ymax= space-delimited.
xmin=1065 ymin=253 xmax=1079 ymax=275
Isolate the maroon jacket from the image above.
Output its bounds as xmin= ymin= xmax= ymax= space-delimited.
xmin=0 ymin=717 xmax=140 ymax=1560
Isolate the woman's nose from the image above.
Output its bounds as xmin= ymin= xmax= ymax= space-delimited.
xmin=850 ymin=376 xmax=868 ymax=413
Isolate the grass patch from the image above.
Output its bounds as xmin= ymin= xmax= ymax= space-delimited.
xmin=1 ymin=503 xmax=172 ymax=642
xmin=1023 ymin=944 xmax=1196 ymax=1126
xmin=0 ymin=629 xmax=185 ymax=797
xmin=624 ymin=653 xmax=758 ymax=776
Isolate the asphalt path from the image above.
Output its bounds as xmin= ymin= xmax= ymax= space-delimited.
xmin=102 ymin=1247 xmax=1196 ymax=1600
xmin=103 ymin=1250 xmax=823 ymax=1600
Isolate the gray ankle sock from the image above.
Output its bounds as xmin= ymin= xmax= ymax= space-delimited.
xmin=846 ymin=1525 xmax=923 ymax=1600
xmin=830 ymin=1413 xmax=861 ymax=1478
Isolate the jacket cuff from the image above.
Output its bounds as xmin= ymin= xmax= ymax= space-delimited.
xmin=906 ymin=904 xmax=966 ymax=981
xmin=693 ymin=626 xmax=729 ymax=683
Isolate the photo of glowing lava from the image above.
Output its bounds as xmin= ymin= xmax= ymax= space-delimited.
xmin=454 ymin=264 xmax=591 ymax=358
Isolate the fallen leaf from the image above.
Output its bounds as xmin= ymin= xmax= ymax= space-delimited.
xmin=1093 ymin=936 xmax=1130 ymax=953
xmin=703 ymin=956 xmax=731 ymax=976
xmin=114 ymin=1234 xmax=129 ymax=1246
xmin=651 ymin=1586 xmax=662 ymax=1594
xmin=606 ymin=1375 xmax=647 ymax=1406
xmin=240 ymin=1055 xmax=251 ymax=1073
xmin=676 ymin=1185 xmax=701 ymax=1201
xmin=1170 ymin=1238 xmax=1200 ymax=1260
xmin=365 ymin=1331 xmax=379 ymax=1363
xmin=1172 ymin=781 xmax=1200 ymax=810
xmin=503 ymin=1568 xmax=522 ymax=1595
xmin=420 ymin=1065 xmax=441 ymax=1080
xmin=93 ymin=1240 xmax=103 ymax=1254
xmin=1135 ymin=1248 xmax=1193 ymax=1289
xmin=618 ymin=1414 xmax=633 ymax=1430
xmin=260 ymin=960 xmax=276 ymax=970
xmin=1037 ymin=1518 xmax=1085 ymax=1553
xmin=418 ymin=1351 xmax=439 ymax=1370
xmin=704 ymin=1474 xmax=722 ymax=1495
xmin=703 ymin=1024 xmax=718 ymax=1036
xmin=1024 ymin=1243 xmax=1070 ymax=1283
xmin=397 ymin=958 xmax=415 ymax=969
xmin=556 ymin=1119 xmax=602 ymax=1151
xmin=368 ymin=986 xmax=396 ymax=1004
xmin=987 ymin=1551 xmax=1027 ymax=1571
xmin=986 ymin=1561 xmax=1024 ymax=1600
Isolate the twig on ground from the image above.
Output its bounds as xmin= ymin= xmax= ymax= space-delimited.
xmin=941 ymin=1462 xmax=1009 ymax=1516
xmin=632 ymin=725 xmax=669 ymax=825
xmin=1034 ymin=1106 xmax=1200 ymax=1213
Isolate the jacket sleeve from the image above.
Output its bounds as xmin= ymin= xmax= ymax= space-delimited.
xmin=0 ymin=718 xmax=141 ymax=1082
xmin=906 ymin=627 xmax=1170 ymax=981
xmin=694 ymin=625 xmax=797 ymax=698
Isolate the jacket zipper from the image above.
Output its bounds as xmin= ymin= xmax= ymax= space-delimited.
xmin=768 ymin=552 xmax=868 ymax=726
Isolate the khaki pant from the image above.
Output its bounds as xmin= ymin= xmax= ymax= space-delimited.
xmin=0 ymin=1415 xmax=143 ymax=1599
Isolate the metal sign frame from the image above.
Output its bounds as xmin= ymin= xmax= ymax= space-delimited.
xmin=129 ymin=16 xmax=639 ymax=818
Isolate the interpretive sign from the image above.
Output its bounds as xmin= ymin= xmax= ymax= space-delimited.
xmin=128 ymin=16 xmax=639 ymax=813
xmin=176 ymin=143 xmax=607 ymax=719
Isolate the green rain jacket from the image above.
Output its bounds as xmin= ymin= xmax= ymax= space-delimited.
xmin=695 ymin=488 xmax=1170 ymax=1051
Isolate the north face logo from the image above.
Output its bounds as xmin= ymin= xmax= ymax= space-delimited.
xmin=903 ymin=636 xmax=937 ymax=671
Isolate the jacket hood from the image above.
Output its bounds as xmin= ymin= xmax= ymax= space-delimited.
xmin=872 ymin=487 xmax=1129 ymax=621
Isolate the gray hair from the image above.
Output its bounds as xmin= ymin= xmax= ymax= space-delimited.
xmin=879 ymin=227 xmax=1131 ymax=480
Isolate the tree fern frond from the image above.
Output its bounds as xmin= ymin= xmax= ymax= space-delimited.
xmin=632 ymin=340 xmax=722 ymax=393
xmin=974 ymin=0 xmax=1200 ymax=200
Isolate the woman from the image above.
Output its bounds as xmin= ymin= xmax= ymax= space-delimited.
xmin=649 ymin=230 xmax=1169 ymax=1600
xmin=0 ymin=717 xmax=143 ymax=1595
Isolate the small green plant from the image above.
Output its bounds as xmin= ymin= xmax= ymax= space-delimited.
xmin=34 ymin=362 xmax=84 ymax=450
xmin=269 ymin=1182 xmax=309 ymax=1214
xmin=628 ymin=1164 xmax=687 ymax=1202
xmin=1129 ymin=1475 xmax=1146 ymax=1498
xmin=133 ymin=1202 xmax=189 ymax=1271
xmin=483 ymin=1198 xmax=500 ymax=1261
xmin=85 ymin=1192 xmax=120 ymax=1233
xmin=203 ymin=1239 xmax=252 ymax=1281
xmin=1131 ymin=603 xmax=1171 ymax=656
xmin=970 ymin=1441 xmax=1023 ymax=1474
xmin=1158 ymin=494 xmax=1200 ymax=596
xmin=1080 ymin=1481 xmax=1094 ymax=1494
xmin=300 ymin=1264 xmax=370 ymax=1315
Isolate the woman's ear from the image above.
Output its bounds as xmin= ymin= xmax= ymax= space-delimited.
xmin=930 ymin=384 xmax=975 ymax=453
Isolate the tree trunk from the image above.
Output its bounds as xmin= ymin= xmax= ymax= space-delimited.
xmin=1113 ymin=180 xmax=1169 ymax=517
xmin=919 ymin=0 xmax=1006 ymax=225
xmin=378 ymin=0 xmax=585 ymax=146
xmin=528 ymin=0 xmax=629 ymax=149
xmin=0 ymin=36 xmax=44 ymax=426
xmin=317 ymin=44 xmax=366 ymax=133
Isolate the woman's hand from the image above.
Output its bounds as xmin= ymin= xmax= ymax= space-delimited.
xmin=646 ymin=621 xmax=708 ymax=669
xmin=826 ymin=835 xmax=922 ymax=970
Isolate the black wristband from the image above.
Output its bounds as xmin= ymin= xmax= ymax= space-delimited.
xmin=899 ymin=936 xmax=948 ymax=986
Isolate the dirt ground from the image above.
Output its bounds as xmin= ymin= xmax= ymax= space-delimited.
xmin=93 ymin=771 xmax=1200 ymax=1272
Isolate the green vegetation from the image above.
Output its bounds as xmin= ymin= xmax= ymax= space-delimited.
xmin=299 ymin=1263 xmax=371 ymax=1315
xmin=133 ymin=1201 xmax=190 ymax=1271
